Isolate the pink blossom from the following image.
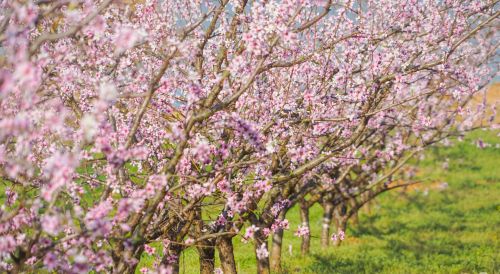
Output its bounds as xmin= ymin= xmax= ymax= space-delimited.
xmin=81 ymin=114 xmax=99 ymax=142
xmin=332 ymin=230 xmax=346 ymax=242
xmin=43 ymin=252 xmax=58 ymax=270
xmin=331 ymin=233 xmax=338 ymax=242
xmin=217 ymin=179 xmax=231 ymax=193
xmin=243 ymin=225 xmax=259 ymax=243
xmin=114 ymin=27 xmax=144 ymax=53
xmin=5 ymin=188 xmax=18 ymax=206
xmin=144 ymin=244 xmax=156 ymax=256
xmin=41 ymin=214 xmax=61 ymax=236
xmin=254 ymin=180 xmax=272 ymax=194
xmin=271 ymin=219 xmax=289 ymax=232
xmin=184 ymin=238 xmax=194 ymax=245
xmin=338 ymin=230 xmax=345 ymax=241
xmin=0 ymin=0 xmax=496 ymax=271
xmin=25 ymin=256 xmax=37 ymax=265
xmin=164 ymin=254 xmax=178 ymax=265
xmin=262 ymin=228 xmax=271 ymax=237
xmin=99 ymin=82 xmax=118 ymax=103
xmin=0 ymin=236 xmax=16 ymax=255
xmin=294 ymin=225 xmax=310 ymax=238
xmin=256 ymin=243 xmax=269 ymax=260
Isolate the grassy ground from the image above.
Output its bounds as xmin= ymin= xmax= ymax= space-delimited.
xmin=154 ymin=129 xmax=500 ymax=274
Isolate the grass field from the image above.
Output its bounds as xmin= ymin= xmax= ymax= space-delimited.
xmin=137 ymin=129 xmax=500 ymax=274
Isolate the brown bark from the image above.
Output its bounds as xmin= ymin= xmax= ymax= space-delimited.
xmin=334 ymin=222 xmax=347 ymax=247
xmin=270 ymin=211 xmax=287 ymax=273
xmin=254 ymin=229 xmax=270 ymax=274
xmin=198 ymin=241 xmax=215 ymax=274
xmin=114 ymin=243 xmax=140 ymax=273
xmin=216 ymin=236 xmax=237 ymax=274
xmin=160 ymin=213 xmax=194 ymax=274
xmin=349 ymin=198 xmax=359 ymax=226
xmin=299 ymin=202 xmax=311 ymax=256
xmin=333 ymin=213 xmax=347 ymax=247
xmin=193 ymin=208 xmax=215 ymax=274
xmin=320 ymin=201 xmax=334 ymax=248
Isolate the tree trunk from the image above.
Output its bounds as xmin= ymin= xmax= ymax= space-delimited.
xmin=270 ymin=211 xmax=287 ymax=273
xmin=194 ymin=207 xmax=215 ymax=274
xmin=254 ymin=229 xmax=270 ymax=274
xmin=333 ymin=215 xmax=348 ymax=247
xmin=198 ymin=240 xmax=215 ymax=274
xmin=320 ymin=201 xmax=334 ymax=248
xmin=299 ymin=202 xmax=310 ymax=256
xmin=349 ymin=199 xmax=359 ymax=226
xmin=363 ymin=192 xmax=372 ymax=215
xmin=115 ymin=243 xmax=140 ymax=273
xmin=350 ymin=210 xmax=359 ymax=226
xmin=216 ymin=236 xmax=237 ymax=274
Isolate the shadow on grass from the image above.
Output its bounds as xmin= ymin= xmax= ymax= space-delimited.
xmin=300 ymin=196 xmax=490 ymax=273
xmin=301 ymin=253 xmax=385 ymax=274
xmin=296 ymin=236 xmax=489 ymax=274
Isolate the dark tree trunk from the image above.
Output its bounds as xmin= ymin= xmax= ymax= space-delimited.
xmin=197 ymin=240 xmax=215 ymax=274
xmin=351 ymin=209 xmax=359 ymax=226
xmin=333 ymin=210 xmax=348 ymax=247
xmin=193 ymin=207 xmax=215 ymax=274
xmin=299 ymin=202 xmax=311 ymax=256
xmin=334 ymin=219 xmax=348 ymax=247
xmin=363 ymin=192 xmax=372 ymax=215
xmin=349 ymin=198 xmax=359 ymax=226
xmin=320 ymin=201 xmax=334 ymax=248
xmin=115 ymin=243 xmax=140 ymax=273
xmin=254 ymin=229 xmax=270 ymax=274
xmin=270 ymin=210 xmax=287 ymax=273
xmin=216 ymin=236 xmax=237 ymax=274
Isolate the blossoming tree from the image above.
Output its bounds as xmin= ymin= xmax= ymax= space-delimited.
xmin=0 ymin=0 xmax=498 ymax=273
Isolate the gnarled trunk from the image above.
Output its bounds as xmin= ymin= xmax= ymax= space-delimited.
xmin=320 ymin=201 xmax=334 ymax=248
xmin=299 ymin=202 xmax=311 ymax=256
xmin=216 ymin=236 xmax=237 ymax=274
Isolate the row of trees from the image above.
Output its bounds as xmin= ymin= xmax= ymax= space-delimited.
xmin=0 ymin=0 xmax=498 ymax=273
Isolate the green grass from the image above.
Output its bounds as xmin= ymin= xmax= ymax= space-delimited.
xmin=154 ymin=129 xmax=500 ymax=274
xmin=1 ymin=128 xmax=497 ymax=273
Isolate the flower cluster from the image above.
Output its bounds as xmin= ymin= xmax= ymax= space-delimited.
xmin=294 ymin=225 xmax=310 ymax=238
xmin=331 ymin=230 xmax=346 ymax=242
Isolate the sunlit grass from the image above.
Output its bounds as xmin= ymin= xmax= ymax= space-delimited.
xmin=160 ymin=129 xmax=500 ymax=273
